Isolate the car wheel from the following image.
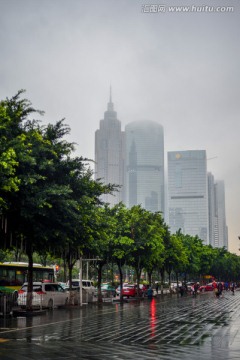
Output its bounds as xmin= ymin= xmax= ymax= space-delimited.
xmin=48 ymin=299 xmax=53 ymax=309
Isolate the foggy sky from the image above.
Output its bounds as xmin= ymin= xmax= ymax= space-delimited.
xmin=0 ymin=0 xmax=239 ymax=252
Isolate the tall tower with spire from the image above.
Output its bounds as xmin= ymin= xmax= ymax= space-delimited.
xmin=95 ymin=89 xmax=125 ymax=206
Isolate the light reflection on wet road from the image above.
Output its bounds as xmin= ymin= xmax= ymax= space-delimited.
xmin=1 ymin=291 xmax=240 ymax=359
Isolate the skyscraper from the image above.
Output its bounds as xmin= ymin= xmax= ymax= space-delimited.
xmin=95 ymin=90 xmax=124 ymax=206
xmin=208 ymin=172 xmax=217 ymax=246
xmin=214 ymin=180 xmax=228 ymax=249
xmin=167 ymin=150 xmax=209 ymax=244
xmin=125 ymin=120 xmax=164 ymax=214
xmin=208 ymin=174 xmax=228 ymax=249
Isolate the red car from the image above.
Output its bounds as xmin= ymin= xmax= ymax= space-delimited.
xmin=199 ymin=283 xmax=214 ymax=292
xmin=121 ymin=285 xmax=143 ymax=298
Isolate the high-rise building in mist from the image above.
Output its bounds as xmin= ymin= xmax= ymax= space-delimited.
xmin=208 ymin=174 xmax=228 ymax=249
xmin=94 ymin=95 xmax=228 ymax=247
xmin=95 ymin=91 xmax=124 ymax=206
xmin=167 ymin=150 xmax=209 ymax=244
xmin=124 ymin=120 xmax=164 ymax=214
xmin=214 ymin=180 xmax=228 ymax=249
xmin=208 ymin=172 xmax=217 ymax=246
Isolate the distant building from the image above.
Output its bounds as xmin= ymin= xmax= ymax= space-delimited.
xmin=214 ymin=180 xmax=228 ymax=249
xmin=208 ymin=174 xmax=228 ymax=249
xmin=94 ymin=95 xmax=228 ymax=248
xmin=94 ymin=90 xmax=124 ymax=206
xmin=167 ymin=150 xmax=209 ymax=244
xmin=208 ymin=172 xmax=217 ymax=247
xmin=125 ymin=120 xmax=164 ymax=214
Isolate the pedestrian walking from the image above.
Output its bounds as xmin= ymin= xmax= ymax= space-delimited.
xmin=179 ymin=285 xmax=185 ymax=297
xmin=212 ymin=280 xmax=218 ymax=297
xmin=193 ymin=282 xmax=199 ymax=297
xmin=216 ymin=282 xmax=223 ymax=298
xmin=147 ymin=287 xmax=153 ymax=299
xmin=231 ymin=282 xmax=235 ymax=295
xmin=155 ymin=283 xmax=159 ymax=294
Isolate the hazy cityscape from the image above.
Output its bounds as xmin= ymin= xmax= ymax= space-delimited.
xmin=0 ymin=0 xmax=239 ymax=253
xmin=95 ymin=93 xmax=228 ymax=248
xmin=0 ymin=3 xmax=240 ymax=359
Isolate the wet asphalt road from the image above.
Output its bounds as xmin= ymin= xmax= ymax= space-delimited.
xmin=0 ymin=291 xmax=240 ymax=359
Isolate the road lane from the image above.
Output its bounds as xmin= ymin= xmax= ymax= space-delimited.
xmin=0 ymin=291 xmax=240 ymax=359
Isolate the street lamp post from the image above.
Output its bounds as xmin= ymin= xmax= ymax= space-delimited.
xmin=79 ymin=256 xmax=83 ymax=306
xmin=78 ymin=257 xmax=100 ymax=306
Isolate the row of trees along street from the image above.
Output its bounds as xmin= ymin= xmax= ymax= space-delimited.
xmin=1 ymin=91 xmax=240 ymax=310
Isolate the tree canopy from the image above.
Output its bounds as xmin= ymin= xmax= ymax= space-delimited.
xmin=1 ymin=91 xmax=239 ymax=306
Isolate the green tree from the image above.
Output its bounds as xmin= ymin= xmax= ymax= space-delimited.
xmin=142 ymin=211 xmax=166 ymax=287
xmin=86 ymin=205 xmax=115 ymax=302
xmin=107 ymin=203 xmax=134 ymax=301
xmin=0 ymin=91 xmax=114 ymax=309
xmin=179 ymin=232 xmax=204 ymax=281
xmin=167 ymin=233 xmax=188 ymax=290
xmin=127 ymin=206 xmax=165 ymax=294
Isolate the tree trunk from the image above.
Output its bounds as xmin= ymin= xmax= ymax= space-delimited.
xmin=148 ymin=270 xmax=153 ymax=287
xmin=26 ymin=243 xmax=33 ymax=311
xmin=68 ymin=264 xmax=73 ymax=289
xmin=160 ymin=268 xmax=165 ymax=294
xmin=117 ymin=262 xmax=124 ymax=302
xmin=63 ymin=256 xmax=67 ymax=283
xmin=97 ymin=263 xmax=103 ymax=303
xmin=135 ymin=266 xmax=142 ymax=296
xmin=168 ymin=271 xmax=172 ymax=294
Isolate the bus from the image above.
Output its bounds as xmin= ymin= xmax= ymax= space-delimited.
xmin=0 ymin=262 xmax=55 ymax=293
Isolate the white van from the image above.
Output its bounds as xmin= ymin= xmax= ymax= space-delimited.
xmin=67 ymin=279 xmax=95 ymax=293
xmin=17 ymin=282 xmax=68 ymax=309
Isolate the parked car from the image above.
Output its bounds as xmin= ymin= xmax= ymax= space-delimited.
xmin=64 ymin=287 xmax=91 ymax=305
xmin=95 ymin=284 xmax=117 ymax=298
xmin=67 ymin=279 xmax=95 ymax=290
xmin=170 ymin=282 xmax=178 ymax=289
xmin=58 ymin=282 xmax=68 ymax=289
xmin=67 ymin=279 xmax=95 ymax=296
xmin=116 ymin=283 xmax=129 ymax=296
xmin=17 ymin=282 xmax=68 ymax=309
xmin=199 ymin=283 xmax=214 ymax=292
xmin=121 ymin=285 xmax=143 ymax=298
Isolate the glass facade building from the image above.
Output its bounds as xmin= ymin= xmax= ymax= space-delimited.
xmin=168 ymin=150 xmax=209 ymax=244
xmin=208 ymin=174 xmax=228 ymax=249
xmin=208 ymin=172 xmax=217 ymax=247
xmin=125 ymin=120 xmax=164 ymax=214
xmin=214 ymin=180 xmax=228 ymax=249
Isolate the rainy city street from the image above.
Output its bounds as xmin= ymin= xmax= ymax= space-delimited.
xmin=1 ymin=291 xmax=240 ymax=360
